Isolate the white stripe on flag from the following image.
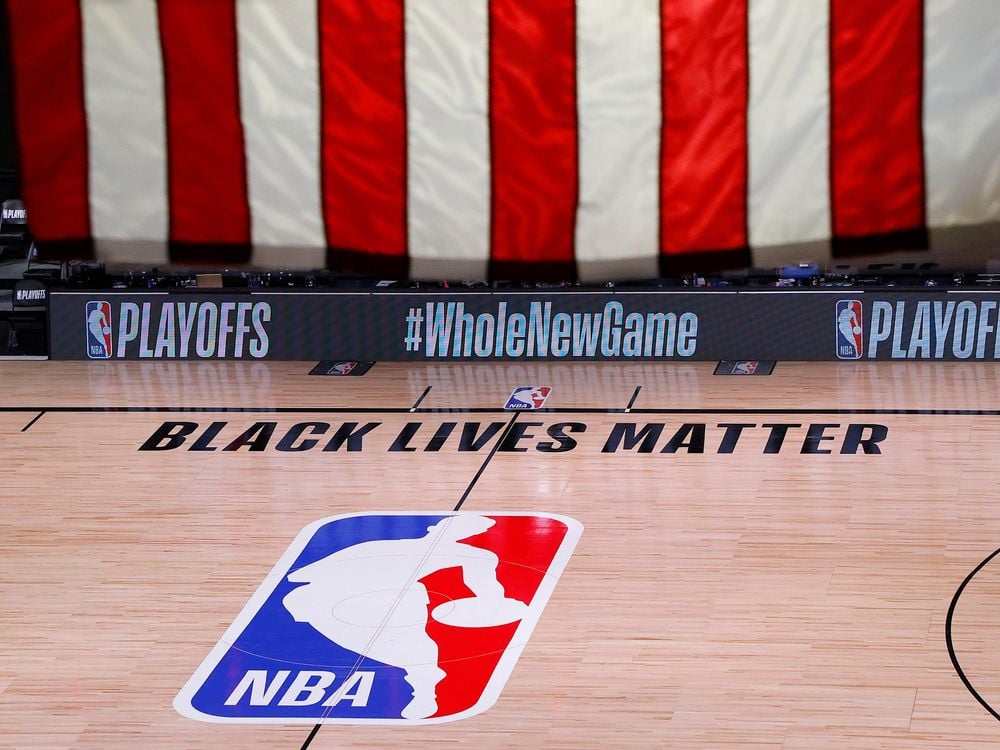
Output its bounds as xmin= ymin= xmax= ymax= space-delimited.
xmin=237 ymin=0 xmax=325 ymax=267
xmin=747 ymin=0 xmax=831 ymax=254
xmin=575 ymin=0 xmax=660 ymax=281
xmin=406 ymin=0 xmax=490 ymax=279
xmin=924 ymin=0 xmax=1000 ymax=229
xmin=81 ymin=0 xmax=167 ymax=263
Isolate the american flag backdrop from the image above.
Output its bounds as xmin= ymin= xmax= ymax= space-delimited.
xmin=4 ymin=0 xmax=1000 ymax=279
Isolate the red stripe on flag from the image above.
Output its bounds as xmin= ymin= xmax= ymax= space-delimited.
xmin=6 ymin=0 xmax=90 ymax=248
xmin=659 ymin=0 xmax=748 ymax=256
xmin=831 ymin=0 xmax=925 ymax=243
xmin=158 ymin=0 xmax=249 ymax=257
xmin=319 ymin=0 xmax=407 ymax=261
xmin=489 ymin=0 xmax=578 ymax=270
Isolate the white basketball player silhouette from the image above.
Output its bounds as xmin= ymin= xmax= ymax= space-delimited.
xmin=837 ymin=304 xmax=861 ymax=356
xmin=87 ymin=307 xmax=111 ymax=356
xmin=281 ymin=515 xmax=527 ymax=719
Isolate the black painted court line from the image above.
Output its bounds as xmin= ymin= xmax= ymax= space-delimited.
xmin=409 ymin=386 xmax=432 ymax=412
xmin=453 ymin=412 xmax=519 ymax=512
xmin=299 ymin=721 xmax=322 ymax=750
xmin=624 ymin=386 xmax=641 ymax=413
xmin=5 ymin=405 xmax=1000 ymax=415
xmin=20 ymin=411 xmax=44 ymax=432
xmin=300 ymin=411 xmax=519 ymax=747
xmin=945 ymin=545 xmax=1000 ymax=723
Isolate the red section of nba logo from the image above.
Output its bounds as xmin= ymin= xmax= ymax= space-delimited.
xmin=420 ymin=515 xmax=567 ymax=717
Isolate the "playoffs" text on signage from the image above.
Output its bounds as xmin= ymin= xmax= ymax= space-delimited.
xmin=100 ymin=301 xmax=271 ymax=359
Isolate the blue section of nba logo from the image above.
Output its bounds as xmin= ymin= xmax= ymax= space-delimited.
xmin=835 ymin=299 xmax=864 ymax=360
xmin=189 ymin=514 xmax=448 ymax=720
xmin=85 ymin=300 xmax=113 ymax=359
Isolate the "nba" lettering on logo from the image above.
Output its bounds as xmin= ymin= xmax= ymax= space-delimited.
xmin=835 ymin=300 xmax=863 ymax=360
xmin=174 ymin=511 xmax=582 ymax=724
xmin=85 ymin=301 xmax=113 ymax=359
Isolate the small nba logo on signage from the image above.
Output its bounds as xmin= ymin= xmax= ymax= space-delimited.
xmin=85 ymin=301 xmax=113 ymax=359
xmin=836 ymin=300 xmax=863 ymax=360
xmin=175 ymin=512 xmax=582 ymax=724
xmin=504 ymin=386 xmax=552 ymax=410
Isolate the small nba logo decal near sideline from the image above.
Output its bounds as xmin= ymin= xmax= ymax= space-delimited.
xmin=835 ymin=300 xmax=863 ymax=360
xmin=85 ymin=301 xmax=113 ymax=359
xmin=505 ymin=386 xmax=552 ymax=410
xmin=174 ymin=512 xmax=582 ymax=724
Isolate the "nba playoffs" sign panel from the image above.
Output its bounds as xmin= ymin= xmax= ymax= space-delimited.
xmin=174 ymin=512 xmax=582 ymax=724
xmin=52 ymin=289 xmax=1000 ymax=361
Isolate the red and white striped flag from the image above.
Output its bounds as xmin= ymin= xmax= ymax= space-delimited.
xmin=6 ymin=0 xmax=1000 ymax=279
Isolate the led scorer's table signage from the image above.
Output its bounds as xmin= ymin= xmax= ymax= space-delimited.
xmin=48 ymin=290 xmax=1000 ymax=362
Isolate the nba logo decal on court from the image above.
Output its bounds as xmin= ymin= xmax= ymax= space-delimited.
xmin=835 ymin=300 xmax=863 ymax=360
xmin=504 ymin=386 xmax=552 ymax=410
xmin=85 ymin=301 xmax=113 ymax=359
xmin=174 ymin=512 xmax=582 ymax=724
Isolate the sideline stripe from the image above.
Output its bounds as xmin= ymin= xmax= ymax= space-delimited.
xmin=923 ymin=0 xmax=1000 ymax=230
xmin=319 ymin=0 xmax=407 ymax=271
xmin=405 ymin=0 xmax=490 ymax=279
xmin=830 ymin=0 xmax=926 ymax=253
xmin=747 ymin=0 xmax=830 ymax=251
xmin=575 ymin=0 xmax=660 ymax=280
xmin=158 ymin=0 xmax=250 ymax=262
xmin=6 ymin=0 xmax=91 ymax=255
xmin=410 ymin=386 xmax=432 ymax=412
xmin=3 ymin=406 xmax=1000 ymax=416
xmin=20 ymin=410 xmax=44 ymax=432
xmin=454 ymin=412 xmax=519 ymax=510
xmin=659 ymin=0 xmax=748 ymax=262
xmin=624 ymin=386 xmax=642 ymax=413
xmin=237 ymin=0 xmax=324 ymax=266
xmin=82 ymin=0 xmax=168 ymax=265
xmin=299 ymin=723 xmax=321 ymax=750
xmin=489 ymin=0 xmax=578 ymax=276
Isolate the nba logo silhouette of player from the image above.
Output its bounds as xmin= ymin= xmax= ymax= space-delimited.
xmin=835 ymin=300 xmax=863 ymax=359
xmin=282 ymin=514 xmax=527 ymax=720
xmin=732 ymin=361 xmax=758 ymax=375
xmin=504 ymin=386 xmax=551 ymax=410
xmin=85 ymin=301 xmax=113 ymax=359
xmin=175 ymin=511 xmax=582 ymax=723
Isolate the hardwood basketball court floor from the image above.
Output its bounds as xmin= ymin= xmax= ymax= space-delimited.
xmin=2 ymin=360 xmax=1000 ymax=749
